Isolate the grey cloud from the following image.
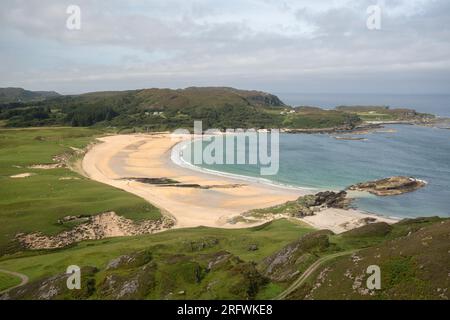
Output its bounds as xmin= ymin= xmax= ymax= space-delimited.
xmin=0 ymin=0 xmax=449 ymax=94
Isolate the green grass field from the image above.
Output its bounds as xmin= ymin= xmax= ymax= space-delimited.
xmin=0 ymin=127 xmax=161 ymax=255
xmin=355 ymin=112 xmax=397 ymax=121
xmin=0 ymin=219 xmax=313 ymax=282
xmin=283 ymin=110 xmax=360 ymax=129
xmin=0 ymin=272 xmax=21 ymax=292
xmin=0 ymin=219 xmax=315 ymax=299
xmin=3 ymin=217 xmax=446 ymax=300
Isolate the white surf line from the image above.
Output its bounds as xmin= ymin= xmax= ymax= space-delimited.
xmin=171 ymin=137 xmax=403 ymax=223
xmin=170 ymin=137 xmax=318 ymax=193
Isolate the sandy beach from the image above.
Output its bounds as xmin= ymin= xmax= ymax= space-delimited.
xmin=82 ymin=133 xmax=397 ymax=232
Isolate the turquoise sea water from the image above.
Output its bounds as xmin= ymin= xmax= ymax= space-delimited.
xmin=182 ymin=125 xmax=450 ymax=219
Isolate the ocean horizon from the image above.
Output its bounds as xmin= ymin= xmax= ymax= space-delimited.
xmin=275 ymin=93 xmax=450 ymax=117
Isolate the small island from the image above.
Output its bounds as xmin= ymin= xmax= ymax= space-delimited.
xmin=348 ymin=176 xmax=427 ymax=196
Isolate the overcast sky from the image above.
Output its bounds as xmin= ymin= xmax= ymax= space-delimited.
xmin=1 ymin=0 xmax=449 ymax=94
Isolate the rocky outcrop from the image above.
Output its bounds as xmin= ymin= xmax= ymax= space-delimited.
xmin=16 ymin=212 xmax=175 ymax=250
xmin=234 ymin=191 xmax=352 ymax=223
xmin=341 ymin=222 xmax=393 ymax=238
xmin=259 ymin=230 xmax=333 ymax=282
xmin=99 ymin=250 xmax=266 ymax=300
xmin=348 ymin=176 xmax=426 ymax=196
xmin=294 ymin=191 xmax=350 ymax=217
xmin=292 ymin=219 xmax=450 ymax=300
xmin=106 ymin=250 xmax=153 ymax=271
xmin=205 ymin=251 xmax=238 ymax=271
xmin=123 ymin=177 xmax=245 ymax=190
xmin=183 ymin=238 xmax=220 ymax=252
xmin=0 ymin=266 xmax=98 ymax=300
xmin=293 ymin=191 xmax=351 ymax=218
xmin=313 ymin=191 xmax=350 ymax=209
xmin=99 ymin=263 xmax=157 ymax=300
xmin=122 ymin=177 xmax=179 ymax=185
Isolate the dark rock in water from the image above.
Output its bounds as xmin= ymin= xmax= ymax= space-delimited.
xmin=348 ymin=176 xmax=426 ymax=196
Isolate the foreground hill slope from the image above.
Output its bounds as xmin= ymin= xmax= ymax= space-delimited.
xmin=1 ymin=217 xmax=447 ymax=300
xmin=287 ymin=218 xmax=450 ymax=300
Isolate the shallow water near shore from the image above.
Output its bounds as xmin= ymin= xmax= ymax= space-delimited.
xmin=181 ymin=125 xmax=450 ymax=219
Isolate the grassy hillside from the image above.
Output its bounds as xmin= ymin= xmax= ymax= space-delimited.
xmin=283 ymin=108 xmax=361 ymax=129
xmin=0 ymin=219 xmax=314 ymax=299
xmin=0 ymin=272 xmax=21 ymax=292
xmin=336 ymin=106 xmax=434 ymax=122
xmin=0 ymin=87 xmax=436 ymax=130
xmin=0 ymin=87 xmax=285 ymax=129
xmin=0 ymin=217 xmax=447 ymax=300
xmin=0 ymin=127 xmax=161 ymax=255
xmin=286 ymin=218 xmax=449 ymax=300
xmin=0 ymin=88 xmax=59 ymax=103
xmin=0 ymin=87 xmax=364 ymax=130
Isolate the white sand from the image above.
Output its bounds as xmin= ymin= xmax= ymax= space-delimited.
xmin=82 ymin=133 xmax=398 ymax=232
xmin=301 ymin=208 xmax=397 ymax=233
xmin=10 ymin=173 xmax=35 ymax=179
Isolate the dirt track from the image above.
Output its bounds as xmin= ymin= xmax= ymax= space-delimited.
xmin=0 ymin=269 xmax=29 ymax=295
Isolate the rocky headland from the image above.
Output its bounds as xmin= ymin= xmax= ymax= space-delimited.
xmin=348 ymin=176 xmax=427 ymax=196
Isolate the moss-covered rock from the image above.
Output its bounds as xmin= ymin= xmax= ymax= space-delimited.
xmin=342 ymin=222 xmax=393 ymax=238
xmin=259 ymin=230 xmax=333 ymax=282
xmin=1 ymin=266 xmax=98 ymax=300
xmin=290 ymin=220 xmax=450 ymax=300
xmin=99 ymin=262 xmax=157 ymax=300
xmin=106 ymin=250 xmax=152 ymax=270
